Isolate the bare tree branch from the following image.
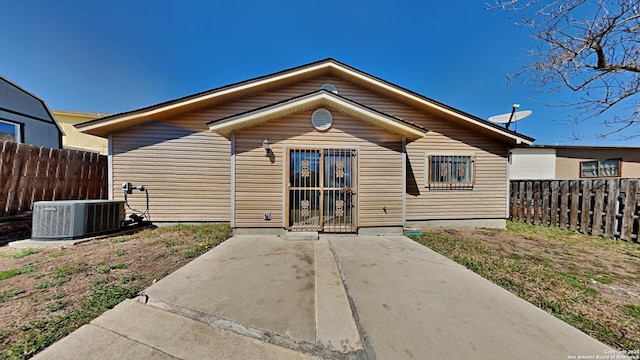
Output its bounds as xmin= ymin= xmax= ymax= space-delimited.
xmin=489 ymin=0 xmax=640 ymax=139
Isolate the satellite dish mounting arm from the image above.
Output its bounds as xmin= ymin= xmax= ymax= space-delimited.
xmin=506 ymin=104 xmax=519 ymax=130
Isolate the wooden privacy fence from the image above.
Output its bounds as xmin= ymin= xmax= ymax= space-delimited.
xmin=510 ymin=179 xmax=639 ymax=242
xmin=0 ymin=140 xmax=108 ymax=218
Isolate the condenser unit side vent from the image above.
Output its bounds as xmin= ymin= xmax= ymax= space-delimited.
xmin=32 ymin=200 xmax=125 ymax=240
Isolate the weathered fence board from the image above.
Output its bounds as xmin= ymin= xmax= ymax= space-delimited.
xmin=510 ymin=179 xmax=640 ymax=242
xmin=0 ymin=141 xmax=108 ymax=218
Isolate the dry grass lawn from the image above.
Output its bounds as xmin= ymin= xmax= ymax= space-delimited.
xmin=0 ymin=223 xmax=232 ymax=360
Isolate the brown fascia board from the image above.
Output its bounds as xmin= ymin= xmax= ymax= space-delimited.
xmin=206 ymin=89 xmax=429 ymax=134
xmin=75 ymin=58 xmax=337 ymax=131
xmin=325 ymin=59 xmax=535 ymax=144
xmin=76 ymin=57 xmax=534 ymax=144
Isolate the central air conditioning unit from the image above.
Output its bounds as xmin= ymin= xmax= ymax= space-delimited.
xmin=32 ymin=200 xmax=125 ymax=240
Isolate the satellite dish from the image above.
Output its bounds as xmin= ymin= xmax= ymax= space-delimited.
xmin=488 ymin=104 xmax=532 ymax=130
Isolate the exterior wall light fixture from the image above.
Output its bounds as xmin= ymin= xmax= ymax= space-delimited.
xmin=263 ymin=139 xmax=272 ymax=156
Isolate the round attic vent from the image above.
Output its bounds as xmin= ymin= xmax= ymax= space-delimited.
xmin=311 ymin=108 xmax=333 ymax=131
xmin=320 ymin=83 xmax=338 ymax=94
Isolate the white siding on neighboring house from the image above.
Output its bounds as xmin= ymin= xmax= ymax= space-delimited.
xmin=510 ymin=148 xmax=556 ymax=180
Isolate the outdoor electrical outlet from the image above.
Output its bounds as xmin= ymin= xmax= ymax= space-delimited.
xmin=263 ymin=212 xmax=271 ymax=221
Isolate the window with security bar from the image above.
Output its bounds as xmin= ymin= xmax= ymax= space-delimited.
xmin=580 ymin=158 xmax=621 ymax=178
xmin=426 ymin=155 xmax=475 ymax=190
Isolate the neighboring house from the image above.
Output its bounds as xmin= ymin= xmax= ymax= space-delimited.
xmin=0 ymin=76 xmax=63 ymax=148
xmin=77 ymin=59 xmax=534 ymax=233
xmin=53 ymin=110 xmax=110 ymax=154
xmin=510 ymin=146 xmax=640 ymax=180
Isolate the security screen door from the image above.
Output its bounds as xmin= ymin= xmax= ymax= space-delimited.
xmin=287 ymin=147 xmax=357 ymax=232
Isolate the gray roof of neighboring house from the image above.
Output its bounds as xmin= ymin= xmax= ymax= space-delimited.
xmin=0 ymin=75 xmax=63 ymax=133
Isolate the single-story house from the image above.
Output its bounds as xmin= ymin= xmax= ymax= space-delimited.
xmin=0 ymin=75 xmax=63 ymax=148
xmin=77 ymin=59 xmax=534 ymax=234
xmin=510 ymin=146 xmax=640 ymax=180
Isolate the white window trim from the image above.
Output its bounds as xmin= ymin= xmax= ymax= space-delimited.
xmin=424 ymin=152 xmax=476 ymax=189
xmin=0 ymin=119 xmax=22 ymax=143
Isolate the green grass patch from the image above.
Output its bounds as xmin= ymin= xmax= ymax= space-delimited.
xmin=623 ymin=305 xmax=640 ymax=319
xmin=0 ymin=262 xmax=39 ymax=281
xmin=183 ymin=243 xmax=213 ymax=258
xmin=114 ymin=249 xmax=127 ymax=257
xmin=120 ymin=274 xmax=144 ymax=284
xmin=47 ymin=292 xmax=66 ymax=300
xmin=0 ymin=248 xmax=41 ymax=259
xmin=49 ymin=250 xmax=68 ymax=258
xmin=592 ymin=275 xmax=613 ymax=285
xmin=2 ymin=284 xmax=138 ymax=360
xmin=0 ymin=289 xmax=25 ymax=303
xmin=506 ymin=221 xmax=577 ymax=241
xmin=47 ymin=301 xmax=66 ymax=313
xmin=54 ymin=263 xmax=86 ymax=278
xmin=109 ymin=236 xmax=128 ymax=243
xmin=96 ymin=263 xmax=127 ymax=274
xmin=35 ymin=277 xmax=70 ymax=289
xmin=91 ymin=277 xmax=108 ymax=287
xmin=0 ymin=269 xmax=22 ymax=281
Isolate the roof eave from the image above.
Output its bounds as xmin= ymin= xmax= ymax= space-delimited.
xmin=208 ymin=91 xmax=427 ymax=141
xmin=77 ymin=58 xmax=534 ymax=145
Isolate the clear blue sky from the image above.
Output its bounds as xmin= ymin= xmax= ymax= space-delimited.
xmin=1 ymin=1 xmax=636 ymax=146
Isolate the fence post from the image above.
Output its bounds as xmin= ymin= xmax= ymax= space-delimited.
xmin=559 ymin=181 xmax=569 ymax=229
xmin=569 ymin=180 xmax=580 ymax=231
xmin=620 ymin=179 xmax=638 ymax=241
xmin=0 ymin=141 xmax=18 ymax=218
xmin=518 ymin=181 xmax=526 ymax=222
xmin=533 ymin=181 xmax=541 ymax=225
xmin=541 ymin=181 xmax=550 ymax=226
xmin=580 ymin=180 xmax=592 ymax=234
xmin=525 ymin=181 xmax=533 ymax=224
xmin=592 ymin=179 xmax=606 ymax=235
xmin=550 ymin=181 xmax=559 ymax=228
xmin=604 ymin=179 xmax=619 ymax=238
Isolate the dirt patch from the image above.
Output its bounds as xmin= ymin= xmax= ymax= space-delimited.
xmin=0 ymin=223 xmax=232 ymax=359
xmin=0 ymin=214 xmax=32 ymax=246
xmin=412 ymin=223 xmax=640 ymax=351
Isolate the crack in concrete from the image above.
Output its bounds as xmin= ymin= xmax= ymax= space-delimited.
xmin=138 ymin=295 xmax=366 ymax=360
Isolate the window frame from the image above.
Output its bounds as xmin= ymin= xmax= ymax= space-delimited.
xmin=0 ymin=119 xmax=23 ymax=143
xmin=424 ymin=153 xmax=476 ymax=190
xmin=579 ymin=158 xmax=622 ymax=178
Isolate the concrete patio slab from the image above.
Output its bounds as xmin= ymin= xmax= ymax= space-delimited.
xmin=329 ymin=235 xmax=614 ymax=360
xmin=30 ymin=234 xmax=620 ymax=360
xmin=34 ymin=300 xmax=322 ymax=360
xmin=143 ymin=235 xmax=317 ymax=343
xmin=314 ymin=237 xmax=363 ymax=353
xmin=32 ymin=323 xmax=174 ymax=360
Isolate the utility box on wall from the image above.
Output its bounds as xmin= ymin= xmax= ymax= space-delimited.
xmin=32 ymin=200 xmax=125 ymax=240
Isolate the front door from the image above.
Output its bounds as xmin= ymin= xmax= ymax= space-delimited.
xmin=287 ymin=147 xmax=357 ymax=232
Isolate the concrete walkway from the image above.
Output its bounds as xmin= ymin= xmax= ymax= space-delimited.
xmin=33 ymin=234 xmax=615 ymax=360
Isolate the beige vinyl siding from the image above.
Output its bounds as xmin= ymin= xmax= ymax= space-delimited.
xmin=235 ymin=110 xmax=402 ymax=229
xmin=109 ymin=73 xmax=509 ymax=225
xmin=405 ymin=128 xmax=508 ymax=220
xmin=111 ymin=116 xmax=230 ymax=222
xmin=555 ymin=148 xmax=640 ymax=179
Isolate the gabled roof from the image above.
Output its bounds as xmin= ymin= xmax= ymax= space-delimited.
xmin=76 ymin=58 xmax=534 ymax=145
xmin=208 ymin=90 xmax=427 ymax=140
xmin=0 ymin=75 xmax=64 ymax=135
